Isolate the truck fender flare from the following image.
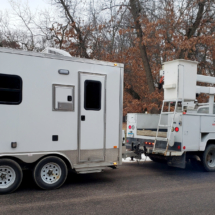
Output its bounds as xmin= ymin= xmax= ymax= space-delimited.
xmin=200 ymin=133 xmax=215 ymax=151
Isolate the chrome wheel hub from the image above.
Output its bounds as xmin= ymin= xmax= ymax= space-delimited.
xmin=41 ymin=163 xmax=61 ymax=184
xmin=0 ymin=166 xmax=16 ymax=189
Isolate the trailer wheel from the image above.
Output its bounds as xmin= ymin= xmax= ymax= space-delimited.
xmin=202 ymin=144 xmax=215 ymax=172
xmin=33 ymin=156 xmax=68 ymax=190
xmin=0 ymin=159 xmax=23 ymax=194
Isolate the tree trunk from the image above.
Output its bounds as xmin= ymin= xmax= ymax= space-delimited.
xmin=178 ymin=2 xmax=205 ymax=59
xmin=129 ymin=0 xmax=155 ymax=93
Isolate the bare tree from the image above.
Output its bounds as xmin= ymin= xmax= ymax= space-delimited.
xmin=50 ymin=0 xmax=90 ymax=58
xmin=129 ymin=0 xmax=155 ymax=93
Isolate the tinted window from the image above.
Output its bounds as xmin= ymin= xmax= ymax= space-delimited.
xmin=197 ymin=107 xmax=209 ymax=114
xmin=197 ymin=106 xmax=215 ymax=114
xmin=84 ymin=80 xmax=101 ymax=110
xmin=0 ymin=74 xmax=22 ymax=105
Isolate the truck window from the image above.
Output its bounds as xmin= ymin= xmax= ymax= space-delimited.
xmin=197 ymin=107 xmax=209 ymax=114
xmin=0 ymin=73 xmax=22 ymax=105
xmin=197 ymin=105 xmax=215 ymax=114
xmin=84 ymin=80 xmax=101 ymax=111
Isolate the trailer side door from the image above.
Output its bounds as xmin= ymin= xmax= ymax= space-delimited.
xmin=78 ymin=72 xmax=106 ymax=162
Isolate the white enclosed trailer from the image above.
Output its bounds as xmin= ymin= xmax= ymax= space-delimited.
xmin=0 ymin=47 xmax=123 ymax=194
xmin=125 ymin=59 xmax=215 ymax=171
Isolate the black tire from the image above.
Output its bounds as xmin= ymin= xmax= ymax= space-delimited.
xmin=33 ymin=156 xmax=68 ymax=190
xmin=202 ymin=144 xmax=215 ymax=172
xmin=149 ymin=155 xmax=167 ymax=163
xmin=0 ymin=159 xmax=23 ymax=194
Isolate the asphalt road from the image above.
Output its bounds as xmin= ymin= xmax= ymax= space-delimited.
xmin=0 ymin=160 xmax=215 ymax=215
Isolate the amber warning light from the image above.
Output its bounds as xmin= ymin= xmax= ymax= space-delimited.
xmin=145 ymin=142 xmax=154 ymax=145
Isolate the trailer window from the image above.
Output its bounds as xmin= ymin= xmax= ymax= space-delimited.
xmin=84 ymin=80 xmax=101 ymax=111
xmin=0 ymin=74 xmax=22 ymax=105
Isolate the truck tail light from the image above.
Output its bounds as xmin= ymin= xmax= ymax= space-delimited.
xmin=175 ymin=127 xmax=179 ymax=132
xmin=145 ymin=142 xmax=154 ymax=145
xmin=128 ymin=125 xmax=132 ymax=129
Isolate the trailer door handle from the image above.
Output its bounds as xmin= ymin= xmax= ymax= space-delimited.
xmin=67 ymin=95 xmax=72 ymax=101
xmin=81 ymin=115 xmax=85 ymax=121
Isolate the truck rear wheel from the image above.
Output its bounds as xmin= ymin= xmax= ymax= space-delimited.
xmin=0 ymin=159 xmax=23 ymax=194
xmin=33 ymin=156 xmax=68 ymax=190
xmin=202 ymin=144 xmax=215 ymax=172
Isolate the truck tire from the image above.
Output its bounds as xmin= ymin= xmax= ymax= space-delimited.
xmin=0 ymin=159 xmax=23 ymax=194
xmin=202 ymin=144 xmax=215 ymax=172
xmin=33 ymin=156 xmax=68 ymax=190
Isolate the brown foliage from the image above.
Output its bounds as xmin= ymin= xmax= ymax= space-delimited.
xmin=53 ymin=0 xmax=215 ymax=116
xmin=0 ymin=39 xmax=20 ymax=49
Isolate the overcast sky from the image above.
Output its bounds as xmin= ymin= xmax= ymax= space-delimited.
xmin=1 ymin=0 xmax=50 ymax=12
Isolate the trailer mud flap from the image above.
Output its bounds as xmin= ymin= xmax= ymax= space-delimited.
xmin=167 ymin=153 xmax=186 ymax=169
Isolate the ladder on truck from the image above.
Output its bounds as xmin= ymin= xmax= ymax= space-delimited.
xmin=153 ymin=64 xmax=185 ymax=153
xmin=153 ymin=99 xmax=179 ymax=153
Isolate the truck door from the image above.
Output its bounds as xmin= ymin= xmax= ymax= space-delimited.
xmin=78 ymin=72 xmax=106 ymax=162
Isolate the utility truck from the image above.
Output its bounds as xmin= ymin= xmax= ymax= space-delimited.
xmin=125 ymin=59 xmax=215 ymax=171
xmin=0 ymin=47 xmax=123 ymax=194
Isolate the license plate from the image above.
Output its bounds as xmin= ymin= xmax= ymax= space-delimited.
xmin=127 ymin=133 xmax=134 ymax=137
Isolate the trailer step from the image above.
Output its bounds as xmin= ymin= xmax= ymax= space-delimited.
xmin=74 ymin=163 xmax=110 ymax=174
xmin=77 ymin=169 xmax=103 ymax=174
xmin=75 ymin=166 xmax=105 ymax=174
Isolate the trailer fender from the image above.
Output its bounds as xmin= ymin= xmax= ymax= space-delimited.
xmin=0 ymin=152 xmax=74 ymax=169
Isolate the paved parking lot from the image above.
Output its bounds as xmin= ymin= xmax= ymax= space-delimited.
xmin=0 ymin=160 xmax=214 ymax=215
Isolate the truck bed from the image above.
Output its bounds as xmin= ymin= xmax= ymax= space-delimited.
xmin=137 ymin=129 xmax=167 ymax=138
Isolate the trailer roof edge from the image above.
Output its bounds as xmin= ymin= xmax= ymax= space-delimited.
xmin=0 ymin=47 xmax=124 ymax=68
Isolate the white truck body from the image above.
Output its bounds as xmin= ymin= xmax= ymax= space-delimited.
xmin=125 ymin=59 xmax=215 ymax=169
xmin=0 ymin=47 xmax=123 ymax=173
xmin=127 ymin=113 xmax=168 ymax=138
xmin=163 ymin=60 xmax=197 ymax=101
